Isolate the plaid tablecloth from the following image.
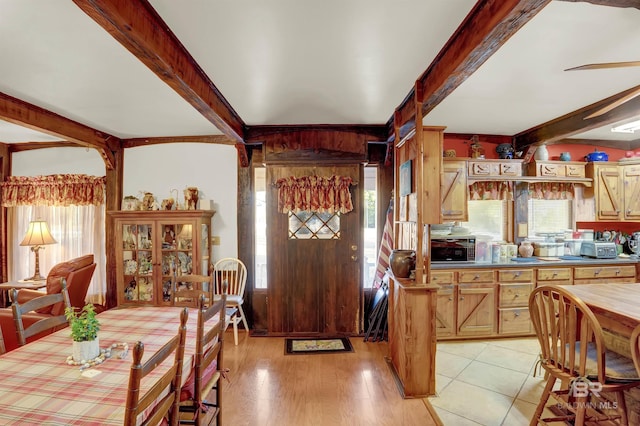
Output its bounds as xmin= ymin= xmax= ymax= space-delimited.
xmin=0 ymin=306 xmax=200 ymax=425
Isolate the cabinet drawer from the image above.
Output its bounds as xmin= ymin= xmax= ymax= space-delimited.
xmin=573 ymin=265 xmax=636 ymax=280
xmin=499 ymin=308 xmax=532 ymax=335
xmin=498 ymin=269 xmax=533 ymax=283
xmin=431 ymin=271 xmax=454 ymax=285
xmin=458 ymin=270 xmax=495 ymax=283
xmin=500 ymin=162 xmax=522 ymax=176
xmin=537 ymin=267 xmax=572 ymax=282
xmin=499 ymin=283 xmax=533 ymax=307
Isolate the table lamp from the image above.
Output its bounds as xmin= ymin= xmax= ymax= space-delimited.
xmin=20 ymin=219 xmax=57 ymax=281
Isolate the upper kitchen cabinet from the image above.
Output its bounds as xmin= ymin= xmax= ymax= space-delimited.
xmin=585 ymin=161 xmax=640 ymax=222
xmin=442 ymin=159 xmax=467 ymax=221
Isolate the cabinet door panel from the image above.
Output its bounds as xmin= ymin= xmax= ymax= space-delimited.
xmin=441 ymin=160 xmax=467 ymax=221
xmin=624 ymin=165 xmax=640 ymax=220
xmin=457 ymin=285 xmax=495 ymax=336
xmin=436 ymin=286 xmax=455 ymax=337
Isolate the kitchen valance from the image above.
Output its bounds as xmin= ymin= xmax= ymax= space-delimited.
xmin=527 ymin=182 xmax=574 ymax=200
xmin=275 ymin=175 xmax=354 ymax=213
xmin=469 ymin=181 xmax=513 ymax=200
xmin=1 ymin=174 xmax=106 ymax=206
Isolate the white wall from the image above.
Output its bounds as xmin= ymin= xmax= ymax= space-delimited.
xmin=123 ymin=143 xmax=238 ymax=261
xmin=12 ymin=143 xmax=239 ymax=261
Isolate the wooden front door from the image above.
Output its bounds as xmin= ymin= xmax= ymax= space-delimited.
xmin=267 ymin=165 xmax=362 ymax=335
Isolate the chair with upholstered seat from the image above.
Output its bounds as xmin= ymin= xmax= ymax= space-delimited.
xmin=213 ymin=257 xmax=249 ymax=334
xmin=124 ymin=307 xmax=189 ymax=426
xmin=171 ymin=274 xmax=214 ymax=308
xmin=179 ymin=292 xmax=226 ymax=425
xmin=11 ymin=279 xmax=72 ymax=347
xmin=529 ymin=285 xmax=640 ymax=425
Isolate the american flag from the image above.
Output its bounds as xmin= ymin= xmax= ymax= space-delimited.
xmin=372 ymin=199 xmax=393 ymax=288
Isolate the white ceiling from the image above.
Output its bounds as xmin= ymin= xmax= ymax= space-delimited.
xmin=0 ymin=0 xmax=639 ymax=144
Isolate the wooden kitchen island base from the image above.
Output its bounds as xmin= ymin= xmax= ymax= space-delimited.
xmin=387 ymin=273 xmax=438 ymax=398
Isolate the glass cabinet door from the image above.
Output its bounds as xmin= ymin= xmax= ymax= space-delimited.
xmin=122 ymin=222 xmax=155 ymax=303
xmin=160 ymin=221 xmax=194 ymax=303
xmin=200 ymin=222 xmax=210 ymax=275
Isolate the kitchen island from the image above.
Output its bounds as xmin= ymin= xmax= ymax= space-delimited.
xmin=429 ymin=256 xmax=639 ymax=340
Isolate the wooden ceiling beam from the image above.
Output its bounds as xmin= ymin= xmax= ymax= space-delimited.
xmin=556 ymin=0 xmax=640 ymax=9
xmin=245 ymin=124 xmax=388 ymax=143
xmin=514 ymin=84 xmax=640 ymax=149
xmin=390 ymin=0 xmax=552 ymax=141
xmin=73 ymin=0 xmax=246 ymax=144
xmin=0 ymin=92 xmax=117 ymax=169
xmin=121 ymin=134 xmax=235 ymax=149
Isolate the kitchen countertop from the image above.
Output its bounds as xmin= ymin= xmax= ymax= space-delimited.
xmin=431 ymin=256 xmax=640 ymax=269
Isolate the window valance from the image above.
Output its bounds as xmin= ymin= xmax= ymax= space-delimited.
xmin=469 ymin=181 xmax=514 ymax=201
xmin=527 ymin=182 xmax=575 ymax=200
xmin=275 ymin=175 xmax=354 ymax=213
xmin=1 ymin=174 xmax=106 ymax=207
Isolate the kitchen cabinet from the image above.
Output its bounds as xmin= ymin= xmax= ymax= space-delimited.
xmin=586 ymin=162 xmax=640 ymax=221
xmin=109 ymin=210 xmax=214 ymax=306
xmin=441 ymin=159 xmax=467 ymax=221
xmin=536 ymin=267 xmax=572 ymax=286
xmin=623 ymin=163 xmax=640 ymax=220
xmin=573 ymin=265 xmax=636 ymax=285
xmin=467 ymin=159 xmax=523 ymax=179
xmin=432 ymin=271 xmax=455 ymax=337
xmin=526 ymin=160 xmax=585 ymax=178
xmin=497 ymin=268 xmax=533 ymax=335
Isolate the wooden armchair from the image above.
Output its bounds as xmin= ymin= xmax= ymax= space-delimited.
xmin=124 ymin=307 xmax=189 ymax=426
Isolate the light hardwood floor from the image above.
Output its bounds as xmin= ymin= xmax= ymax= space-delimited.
xmin=221 ymin=333 xmax=440 ymax=426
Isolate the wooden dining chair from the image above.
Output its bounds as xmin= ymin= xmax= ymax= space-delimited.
xmin=179 ymin=292 xmax=227 ymax=425
xmin=11 ymin=278 xmax=72 ymax=347
xmin=171 ymin=274 xmax=214 ymax=308
xmin=124 ymin=307 xmax=189 ymax=426
xmin=529 ymin=285 xmax=640 ymax=426
xmin=213 ymin=257 xmax=249 ymax=333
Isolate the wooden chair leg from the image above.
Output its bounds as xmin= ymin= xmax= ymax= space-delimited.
xmin=530 ymin=376 xmax=556 ymax=426
xmin=616 ymin=390 xmax=628 ymax=426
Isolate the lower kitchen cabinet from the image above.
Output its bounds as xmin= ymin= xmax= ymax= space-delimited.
xmin=457 ymin=284 xmax=496 ymax=336
xmin=432 ymin=261 xmax=638 ymax=341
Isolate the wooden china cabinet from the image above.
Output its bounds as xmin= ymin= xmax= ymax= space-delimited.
xmin=108 ymin=210 xmax=214 ymax=306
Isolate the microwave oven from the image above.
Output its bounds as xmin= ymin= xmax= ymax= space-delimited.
xmin=431 ymin=236 xmax=476 ymax=262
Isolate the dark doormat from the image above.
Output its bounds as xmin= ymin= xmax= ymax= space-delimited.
xmin=285 ymin=337 xmax=354 ymax=355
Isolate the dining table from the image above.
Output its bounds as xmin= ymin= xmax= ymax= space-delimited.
xmin=559 ymin=283 xmax=640 ymax=339
xmin=0 ymin=305 xmax=201 ymax=425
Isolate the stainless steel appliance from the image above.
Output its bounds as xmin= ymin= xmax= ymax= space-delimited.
xmin=431 ymin=236 xmax=476 ymax=262
xmin=580 ymin=241 xmax=617 ymax=259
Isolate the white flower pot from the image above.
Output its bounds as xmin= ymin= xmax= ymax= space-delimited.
xmin=72 ymin=338 xmax=100 ymax=362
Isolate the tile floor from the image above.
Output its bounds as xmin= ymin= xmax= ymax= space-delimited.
xmin=427 ymin=337 xmax=556 ymax=425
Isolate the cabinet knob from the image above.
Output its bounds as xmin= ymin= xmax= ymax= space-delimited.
xmin=473 ymin=275 xmax=480 ymax=280
xmin=448 ymin=297 xmax=453 ymax=301
xmin=351 ymin=255 xmax=358 ymax=261
xmin=514 ymin=272 xmax=521 ymax=278
xmin=616 ymin=269 xmax=621 ymax=275
xmin=460 ymin=296 xmax=465 ymax=301
xmin=514 ymin=311 xmax=520 ymax=317
xmin=594 ymin=269 xmax=601 ymax=275
xmin=552 ymin=272 xmax=558 ymax=277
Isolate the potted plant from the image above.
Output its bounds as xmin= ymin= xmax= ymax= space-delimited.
xmin=65 ymin=304 xmax=101 ymax=362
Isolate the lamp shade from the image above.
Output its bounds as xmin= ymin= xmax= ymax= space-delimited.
xmin=20 ymin=220 xmax=57 ymax=247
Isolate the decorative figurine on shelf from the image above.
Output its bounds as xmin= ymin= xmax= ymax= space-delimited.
xmin=184 ymin=187 xmax=199 ymax=210
xmin=444 ymin=149 xmax=457 ymax=158
xmin=469 ymin=135 xmax=485 ymax=159
xmin=141 ymin=192 xmax=155 ymax=211
xmin=496 ymin=143 xmax=515 ymax=159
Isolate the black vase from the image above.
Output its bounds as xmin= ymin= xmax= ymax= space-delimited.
xmin=389 ymin=250 xmax=416 ymax=278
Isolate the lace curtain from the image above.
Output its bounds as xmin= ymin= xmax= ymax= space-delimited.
xmin=1 ymin=174 xmax=105 ymax=206
xmin=2 ymin=175 xmax=107 ymax=305
xmin=275 ymin=175 xmax=354 ymax=213
xmin=469 ymin=181 xmax=514 ymax=200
